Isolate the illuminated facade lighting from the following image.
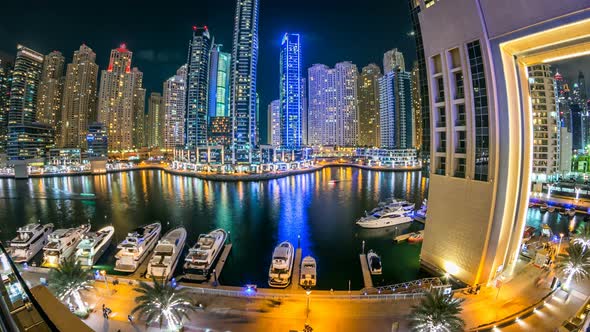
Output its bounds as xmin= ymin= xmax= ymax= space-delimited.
xmin=280 ymin=33 xmax=303 ymax=149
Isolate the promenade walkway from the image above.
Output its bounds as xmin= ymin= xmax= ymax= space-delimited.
xmin=19 ymin=257 xmax=589 ymax=331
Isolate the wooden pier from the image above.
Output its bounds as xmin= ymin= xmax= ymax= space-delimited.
xmin=359 ymin=254 xmax=373 ymax=288
xmin=209 ymin=243 xmax=233 ymax=286
xmin=290 ymin=248 xmax=303 ymax=290
xmin=393 ymin=230 xmax=424 ymax=243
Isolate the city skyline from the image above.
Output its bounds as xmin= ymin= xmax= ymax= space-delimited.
xmin=0 ymin=0 xmax=415 ymax=143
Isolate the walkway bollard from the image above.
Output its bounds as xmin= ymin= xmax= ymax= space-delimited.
xmin=298 ymin=235 xmax=301 ymax=248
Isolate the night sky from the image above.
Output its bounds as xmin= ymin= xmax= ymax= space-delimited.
xmin=0 ymin=0 xmax=415 ymax=142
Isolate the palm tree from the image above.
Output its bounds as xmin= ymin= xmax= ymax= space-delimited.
xmin=408 ymin=289 xmax=465 ymax=332
xmin=556 ymin=242 xmax=590 ymax=289
xmin=574 ymin=223 xmax=590 ymax=250
xmin=131 ymin=277 xmax=195 ymax=331
xmin=48 ymin=256 xmax=93 ymax=313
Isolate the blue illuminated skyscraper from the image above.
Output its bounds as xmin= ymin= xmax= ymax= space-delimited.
xmin=185 ymin=26 xmax=211 ymax=149
xmin=208 ymin=45 xmax=231 ymax=118
xmin=279 ymin=33 xmax=302 ymax=149
xmin=230 ymin=0 xmax=259 ymax=162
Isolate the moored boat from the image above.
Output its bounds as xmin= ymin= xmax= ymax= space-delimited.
xmin=541 ymin=224 xmax=552 ymax=237
xmin=75 ymin=226 xmax=115 ymax=268
xmin=7 ymin=223 xmax=54 ymax=263
xmin=567 ymin=208 xmax=576 ymax=217
xmin=547 ymin=206 xmax=556 ymax=213
xmin=300 ymin=256 xmax=317 ymax=287
xmin=367 ymin=250 xmax=382 ymax=275
xmin=42 ymin=224 xmax=91 ymax=268
xmin=183 ymin=228 xmax=227 ymax=281
xmin=268 ymin=241 xmax=294 ymax=288
xmin=146 ymin=227 xmax=187 ymax=281
xmin=357 ymin=209 xmax=413 ymax=229
xmin=407 ymin=232 xmax=424 ymax=243
xmin=114 ymin=222 xmax=162 ymax=273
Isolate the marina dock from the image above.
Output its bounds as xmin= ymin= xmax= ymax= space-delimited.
xmin=209 ymin=243 xmax=233 ymax=285
xmin=359 ymin=254 xmax=373 ymax=288
xmin=290 ymin=248 xmax=303 ymax=290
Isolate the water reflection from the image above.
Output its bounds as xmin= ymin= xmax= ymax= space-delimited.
xmin=0 ymin=168 xmax=428 ymax=289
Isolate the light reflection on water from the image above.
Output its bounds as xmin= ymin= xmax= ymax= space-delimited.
xmin=0 ymin=167 xmax=428 ymax=289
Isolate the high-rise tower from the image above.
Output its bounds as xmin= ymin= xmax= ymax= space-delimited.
xmin=164 ymin=65 xmax=188 ymax=151
xmin=280 ymin=33 xmax=303 ymax=149
xmin=383 ymin=48 xmax=406 ymax=73
xmin=358 ymin=64 xmax=382 ymax=147
xmin=186 ymin=26 xmax=211 ymax=149
xmin=97 ymin=44 xmax=144 ymax=152
xmin=308 ymin=62 xmax=359 ymax=146
xmin=60 ymin=44 xmax=99 ymax=148
xmin=230 ymin=0 xmax=260 ymax=162
xmin=7 ymin=45 xmax=53 ymax=160
xmin=36 ymin=51 xmax=65 ymax=129
xmin=379 ymin=69 xmax=413 ymax=149
xmin=208 ymin=44 xmax=231 ymax=118
xmin=0 ymin=61 xmax=12 ymax=151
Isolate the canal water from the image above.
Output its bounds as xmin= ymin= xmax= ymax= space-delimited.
xmin=0 ymin=167 xmax=431 ymax=290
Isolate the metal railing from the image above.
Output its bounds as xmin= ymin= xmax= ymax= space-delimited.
xmin=362 ymin=277 xmax=444 ymax=295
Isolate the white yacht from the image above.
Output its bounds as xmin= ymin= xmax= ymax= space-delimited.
xmin=183 ymin=228 xmax=227 ymax=281
xmin=268 ymin=241 xmax=294 ymax=288
xmin=367 ymin=250 xmax=382 ymax=275
xmin=7 ymin=223 xmax=54 ymax=263
xmin=42 ymin=224 xmax=91 ymax=268
xmin=299 ymin=256 xmax=317 ymax=287
xmin=75 ymin=226 xmax=115 ymax=268
xmin=146 ymin=227 xmax=187 ymax=281
xmin=114 ymin=222 xmax=161 ymax=273
xmin=356 ymin=209 xmax=413 ymax=229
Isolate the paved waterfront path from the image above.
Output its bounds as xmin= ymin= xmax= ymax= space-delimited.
xmin=359 ymin=254 xmax=373 ymax=288
xmin=209 ymin=243 xmax=232 ymax=286
xmin=290 ymin=248 xmax=303 ymax=291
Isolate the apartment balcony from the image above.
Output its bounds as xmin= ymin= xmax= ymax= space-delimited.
xmin=455 ymin=147 xmax=466 ymax=154
xmin=436 ymin=121 xmax=446 ymax=128
xmin=435 ymin=169 xmax=445 ymax=176
xmin=455 ymin=119 xmax=466 ymax=126
xmin=437 ymin=147 xmax=446 ymax=153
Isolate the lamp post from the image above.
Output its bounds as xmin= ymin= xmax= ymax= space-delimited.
xmin=305 ymin=289 xmax=312 ymax=322
xmin=100 ymin=270 xmax=109 ymax=291
xmin=557 ymin=233 xmax=564 ymax=257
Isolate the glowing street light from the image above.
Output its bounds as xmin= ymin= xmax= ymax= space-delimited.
xmin=305 ymin=289 xmax=312 ymax=322
xmin=547 ymin=184 xmax=554 ymax=198
xmin=575 ymin=187 xmax=582 ymax=201
xmin=557 ymin=233 xmax=565 ymax=257
xmin=100 ymin=270 xmax=109 ymax=291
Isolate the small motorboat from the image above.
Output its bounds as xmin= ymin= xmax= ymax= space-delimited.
xmin=367 ymin=250 xmax=382 ymax=275
xmin=7 ymin=223 xmax=54 ymax=263
xmin=523 ymin=225 xmax=536 ymax=240
xmin=407 ymin=232 xmax=424 ymax=243
xmin=299 ymin=256 xmax=317 ymax=287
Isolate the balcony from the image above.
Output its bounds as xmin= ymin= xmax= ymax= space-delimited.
xmin=435 ymin=169 xmax=445 ymax=176
xmin=436 ymin=121 xmax=446 ymax=128
xmin=437 ymin=147 xmax=446 ymax=153
xmin=436 ymin=96 xmax=445 ymax=103
xmin=455 ymin=147 xmax=466 ymax=154
xmin=455 ymin=91 xmax=465 ymax=99
xmin=455 ymin=119 xmax=466 ymax=126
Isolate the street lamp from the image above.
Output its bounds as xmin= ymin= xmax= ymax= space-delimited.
xmin=100 ymin=270 xmax=109 ymax=291
xmin=305 ymin=289 xmax=312 ymax=322
xmin=557 ymin=233 xmax=565 ymax=257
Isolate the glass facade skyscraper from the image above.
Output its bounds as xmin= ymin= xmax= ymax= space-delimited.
xmin=280 ymin=33 xmax=302 ymax=149
xmin=230 ymin=0 xmax=259 ymax=162
xmin=186 ymin=26 xmax=211 ymax=149
xmin=208 ymin=45 xmax=231 ymax=118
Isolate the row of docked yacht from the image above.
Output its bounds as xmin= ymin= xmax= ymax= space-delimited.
xmin=76 ymin=226 xmax=115 ymax=267
xmin=183 ymin=228 xmax=227 ymax=281
xmin=114 ymin=222 xmax=162 ymax=273
xmin=42 ymin=224 xmax=92 ymax=268
xmin=146 ymin=227 xmax=187 ymax=281
xmin=6 ymin=223 xmax=54 ymax=263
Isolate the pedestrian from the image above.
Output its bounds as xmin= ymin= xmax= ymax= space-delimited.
xmin=102 ymin=303 xmax=105 ymax=311
xmin=128 ymin=314 xmax=133 ymax=323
